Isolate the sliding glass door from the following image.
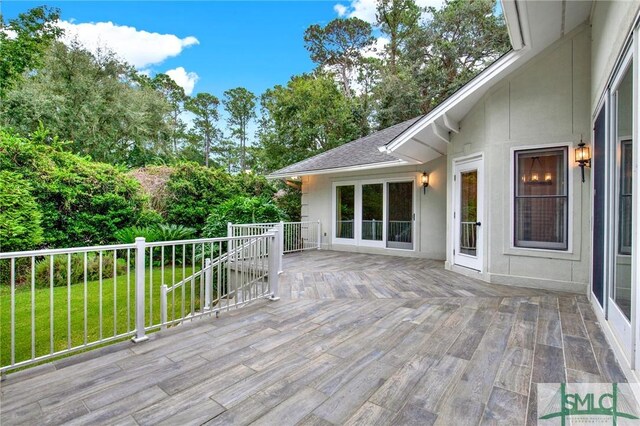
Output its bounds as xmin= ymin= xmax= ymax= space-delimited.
xmin=333 ymin=179 xmax=415 ymax=250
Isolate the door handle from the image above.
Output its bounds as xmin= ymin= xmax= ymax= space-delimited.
xmin=475 ymin=222 xmax=482 ymax=226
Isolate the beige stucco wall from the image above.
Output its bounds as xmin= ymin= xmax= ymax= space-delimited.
xmin=446 ymin=24 xmax=592 ymax=293
xmin=301 ymin=155 xmax=447 ymax=260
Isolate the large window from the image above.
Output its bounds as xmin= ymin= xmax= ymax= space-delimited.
xmin=335 ymin=185 xmax=354 ymax=239
xmin=619 ymin=139 xmax=632 ymax=255
xmin=514 ymin=147 xmax=568 ymax=250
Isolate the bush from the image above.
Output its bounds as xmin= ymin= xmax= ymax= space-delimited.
xmin=0 ymin=171 xmax=43 ymax=252
xmin=114 ymin=224 xmax=196 ymax=244
xmin=0 ymin=127 xmax=148 ymax=248
xmin=203 ymin=196 xmax=287 ymax=238
xmin=164 ymin=162 xmax=236 ymax=232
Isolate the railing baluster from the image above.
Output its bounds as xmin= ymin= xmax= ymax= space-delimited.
xmin=49 ymin=255 xmax=54 ymax=355
xmin=31 ymin=257 xmax=35 ymax=360
xmin=172 ymin=245 xmax=176 ymax=324
xmin=182 ymin=244 xmax=186 ymax=321
xmin=149 ymin=248 xmax=153 ymax=327
xmin=127 ymin=249 xmax=131 ymax=333
xmin=99 ymin=251 xmax=103 ymax=341
xmin=84 ymin=252 xmax=88 ymax=346
xmin=11 ymin=258 xmax=15 ymax=366
xmin=67 ymin=253 xmax=71 ymax=349
xmin=191 ymin=243 xmax=195 ymax=319
xmin=113 ymin=250 xmax=117 ymax=337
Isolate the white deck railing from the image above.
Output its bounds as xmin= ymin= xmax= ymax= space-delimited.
xmin=0 ymin=231 xmax=280 ymax=373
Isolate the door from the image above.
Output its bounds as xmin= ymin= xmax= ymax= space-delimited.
xmin=454 ymin=158 xmax=483 ymax=271
xmin=607 ymin=56 xmax=633 ymax=356
xmin=387 ymin=181 xmax=414 ymax=250
xmin=592 ymin=106 xmax=606 ymax=308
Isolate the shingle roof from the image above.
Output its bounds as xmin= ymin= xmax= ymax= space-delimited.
xmin=269 ymin=116 xmax=423 ymax=177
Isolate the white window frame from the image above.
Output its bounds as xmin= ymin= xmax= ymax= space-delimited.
xmin=509 ymin=142 xmax=573 ymax=253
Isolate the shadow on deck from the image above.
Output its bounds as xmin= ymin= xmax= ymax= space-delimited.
xmin=0 ymin=251 xmax=627 ymax=425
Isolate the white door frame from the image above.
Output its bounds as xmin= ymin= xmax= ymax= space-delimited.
xmin=453 ymin=155 xmax=484 ymax=272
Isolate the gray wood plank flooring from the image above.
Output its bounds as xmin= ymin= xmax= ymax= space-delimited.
xmin=0 ymin=251 xmax=627 ymax=425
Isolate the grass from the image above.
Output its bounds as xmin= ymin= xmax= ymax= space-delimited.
xmin=0 ymin=266 xmax=207 ymax=369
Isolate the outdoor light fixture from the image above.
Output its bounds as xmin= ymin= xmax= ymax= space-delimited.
xmin=421 ymin=172 xmax=429 ymax=194
xmin=575 ymin=139 xmax=591 ymax=183
xmin=522 ymin=157 xmax=552 ymax=186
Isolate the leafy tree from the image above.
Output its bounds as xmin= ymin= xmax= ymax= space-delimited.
xmin=404 ymin=0 xmax=511 ymax=112
xmin=0 ymin=6 xmax=62 ymax=99
xmin=186 ymin=92 xmax=220 ymax=167
xmin=304 ymin=17 xmax=374 ymax=97
xmin=152 ymin=73 xmax=188 ymax=155
xmin=2 ymin=41 xmax=173 ymax=166
xmin=222 ymin=87 xmax=257 ymax=172
xmin=376 ymin=0 xmax=421 ymax=75
xmin=257 ymin=73 xmax=360 ymax=172
xmin=0 ymin=171 xmax=44 ymax=251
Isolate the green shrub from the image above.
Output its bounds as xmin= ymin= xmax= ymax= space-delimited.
xmin=0 ymin=127 xmax=148 ymax=248
xmin=203 ymin=196 xmax=287 ymax=238
xmin=114 ymin=224 xmax=195 ymax=244
xmin=0 ymin=171 xmax=43 ymax=252
xmin=164 ymin=162 xmax=235 ymax=232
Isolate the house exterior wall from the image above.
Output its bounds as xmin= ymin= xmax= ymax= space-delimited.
xmin=300 ymin=155 xmax=447 ymax=259
xmin=445 ymin=24 xmax=592 ymax=293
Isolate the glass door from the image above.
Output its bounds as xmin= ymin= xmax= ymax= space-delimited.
xmin=607 ymin=56 xmax=633 ymax=355
xmin=454 ymin=158 xmax=483 ymax=271
xmin=335 ymin=185 xmax=355 ymax=240
xmin=386 ymin=182 xmax=413 ymax=249
xmin=361 ymin=183 xmax=384 ymax=245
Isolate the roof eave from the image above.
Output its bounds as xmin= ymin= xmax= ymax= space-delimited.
xmin=266 ymin=159 xmax=410 ymax=179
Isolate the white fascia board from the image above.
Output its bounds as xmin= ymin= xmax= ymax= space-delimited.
xmin=266 ymin=159 xmax=409 ymax=179
xmin=382 ymin=48 xmax=528 ymax=155
xmin=502 ymin=0 xmax=525 ymax=50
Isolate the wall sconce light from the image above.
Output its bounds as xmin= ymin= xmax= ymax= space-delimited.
xmin=421 ymin=172 xmax=429 ymax=194
xmin=574 ymin=140 xmax=591 ymax=183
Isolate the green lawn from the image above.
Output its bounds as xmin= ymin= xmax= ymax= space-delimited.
xmin=0 ymin=266 xmax=207 ymax=368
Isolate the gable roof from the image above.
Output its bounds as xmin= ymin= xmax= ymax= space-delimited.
xmin=267 ymin=116 xmax=422 ymax=178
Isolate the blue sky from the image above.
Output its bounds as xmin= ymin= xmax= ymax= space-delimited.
xmin=2 ymin=1 xmax=344 ymax=98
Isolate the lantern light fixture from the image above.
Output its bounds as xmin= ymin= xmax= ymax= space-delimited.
xmin=574 ymin=139 xmax=591 ymax=183
xmin=421 ymin=172 xmax=429 ymax=194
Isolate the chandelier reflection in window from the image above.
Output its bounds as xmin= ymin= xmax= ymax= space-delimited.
xmin=521 ymin=156 xmax=553 ymax=185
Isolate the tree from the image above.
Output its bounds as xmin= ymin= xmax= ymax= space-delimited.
xmin=185 ymin=92 xmax=220 ymax=167
xmin=152 ymin=73 xmax=188 ymax=155
xmin=258 ymin=73 xmax=360 ymax=172
xmin=303 ymin=17 xmax=374 ymax=97
xmin=376 ymin=0 xmax=421 ymax=75
xmin=1 ymin=40 xmax=173 ymax=166
xmin=404 ymin=0 xmax=511 ymax=112
xmin=222 ymin=87 xmax=256 ymax=171
xmin=0 ymin=6 xmax=62 ymax=99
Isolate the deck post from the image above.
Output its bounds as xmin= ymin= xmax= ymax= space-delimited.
xmin=268 ymin=231 xmax=280 ymax=301
xmin=204 ymin=258 xmax=212 ymax=309
xmin=278 ymin=221 xmax=284 ymax=273
xmin=160 ymin=284 xmax=167 ymax=330
xmin=227 ymin=222 xmax=233 ymax=259
xmin=317 ymin=220 xmax=321 ymax=250
xmin=132 ymin=237 xmax=148 ymax=342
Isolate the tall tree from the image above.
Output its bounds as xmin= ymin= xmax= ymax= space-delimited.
xmin=152 ymin=73 xmax=188 ymax=155
xmin=0 ymin=6 xmax=62 ymax=99
xmin=303 ymin=17 xmax=374 ymax=97
xmin=404 ymin=0 xmax=510 ymax=112
xmin=376 ymin=0 xmax=421 ymax=75
xmin=258 ymin=73 xmax=360 ymax=172
xmin=1 ymin=40 xmax=173 ymax=165
xmin=186 ymin=92 xmax=220 ymax=167
xmin=222 ymin=87 xmax=256 ymax=171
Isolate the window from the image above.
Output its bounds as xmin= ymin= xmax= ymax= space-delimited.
xmin=514 ymin=147 xmax=568 ymax=250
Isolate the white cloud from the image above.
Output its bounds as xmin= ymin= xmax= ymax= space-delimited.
xmin=362 ymin=36 xmax=389 ymax=59
xmin=334 ymin=4 xmax=348 ymax=17
xmin=57 ymin=20 xmax=199 ymax=68
xmin=165 ymin=67 xmax=199 ymax=95
xmin=334 ymin=0 xmax=445 ymax=24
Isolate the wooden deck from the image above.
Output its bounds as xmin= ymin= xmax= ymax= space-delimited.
xmin=1 ymin=251 xmax=626 ymax=425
